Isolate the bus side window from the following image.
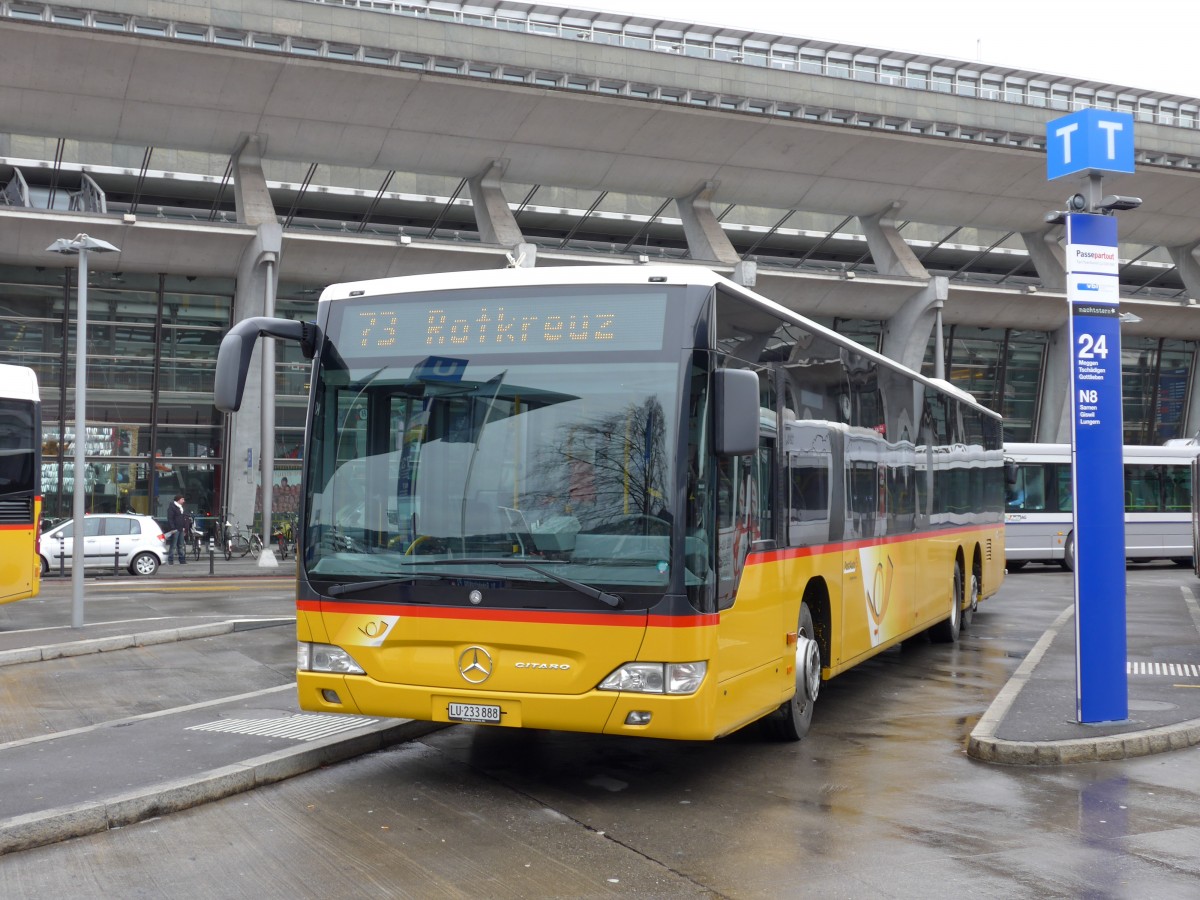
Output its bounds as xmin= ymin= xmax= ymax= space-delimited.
xmin=754 ymin=441 xmax=774 ymax=547
xmin=1055 ymin=465 xmax=1072 ymax=512
xmin=715 ymin=439 xmax=774 ymax=610
xmin=1165 ymin=467 xmax=1191 ymax=511
xmin=1007 ymin=464 xmax=1046 ymax=512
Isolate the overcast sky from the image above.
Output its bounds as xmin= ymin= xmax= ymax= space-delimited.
xmin=575 ymin=0 xmax=1200 ymax=98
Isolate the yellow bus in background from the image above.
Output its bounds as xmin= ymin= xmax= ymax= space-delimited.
xmin=216 ymin=267 xmax=1005 ymax=741
xmin=0 ymin=364 xmax=42 ymax=604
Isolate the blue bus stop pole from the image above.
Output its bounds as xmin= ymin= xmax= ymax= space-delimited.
xmin=1046 ymin=109 xmax=1138 ymax=724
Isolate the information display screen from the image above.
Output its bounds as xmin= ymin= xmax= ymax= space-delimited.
xmin=332 ymin=290 xmax=670 ymax=359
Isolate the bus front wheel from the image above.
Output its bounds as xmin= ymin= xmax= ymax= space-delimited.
xmin=930 ymin=563 xmax=963 ymax=643
xmin=1061 ymin=534 xmax=1075 ymax=571
xmin=767 ymin=602 xmax=820 ymax=742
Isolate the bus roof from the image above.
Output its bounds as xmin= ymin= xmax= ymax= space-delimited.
xmin=1005 ymin=442 xmax=1200 ymax=463
xmin=0 ymin=364 xmax=39 ymax=402
xmin=318 ymin=264 xmax=1001 ymax=421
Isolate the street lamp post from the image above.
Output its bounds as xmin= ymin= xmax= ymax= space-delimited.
xmin=47 ymin=234 xmax=120 ymax=628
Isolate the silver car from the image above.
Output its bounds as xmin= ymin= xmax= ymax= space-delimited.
xmin=40 ymin=514 xmax=168 ymax=577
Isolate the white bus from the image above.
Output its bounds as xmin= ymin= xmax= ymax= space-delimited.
xmin=1005 ymin=442 xmax=1200 ymax=571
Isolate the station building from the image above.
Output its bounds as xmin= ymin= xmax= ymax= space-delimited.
xmin=4 ymin=0 xmax=1200 ymax=527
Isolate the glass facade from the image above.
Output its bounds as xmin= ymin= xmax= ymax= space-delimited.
xmin=0 ymin=266 xmax=314 ymax=526
xmin=1122 ymin=337 xmax=1194 ymax=444
xmin=2 ymin=262 xmax=1196 ymax=519
xmin=924 ymin=326 xmax=1047 ymax=443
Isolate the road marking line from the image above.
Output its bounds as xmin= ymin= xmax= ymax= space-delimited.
xmin=0 ymin=684 xmax=296 ymax=753
xmin=1127 ymin=661 xmax=1200 ymax=677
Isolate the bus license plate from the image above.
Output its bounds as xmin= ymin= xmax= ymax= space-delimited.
xmin=448 ymin=702 xmax=501 ymax=724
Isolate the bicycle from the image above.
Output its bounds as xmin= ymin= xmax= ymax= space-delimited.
xmin=222 ymin=520 xmax=264 ymax=560
xmin=273 ymin=514 xmax=297 ymax=560
xmin=184 ymin=521 xmax=205 ymax=561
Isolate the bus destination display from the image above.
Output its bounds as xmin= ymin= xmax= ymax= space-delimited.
xmin=341 ymin=292 xmax=668 ymax=358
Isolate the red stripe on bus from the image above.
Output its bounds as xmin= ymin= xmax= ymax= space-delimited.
xmin=748 ymin=523 xmax=999 ymax=565
xmin=296 ymin=599 xmax=718 ymax=628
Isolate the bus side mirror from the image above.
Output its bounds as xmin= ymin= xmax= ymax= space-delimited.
xmin=1005 ymin=460 xmax=1018 ymax=486
xmin=214 ymin=317 xmax=319 ymax=413
xmin=714 ymin=368 xmax=759 ymax=456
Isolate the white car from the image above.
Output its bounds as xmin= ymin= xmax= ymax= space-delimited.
xmin=40 ymin=514 xmax=167 ymax=577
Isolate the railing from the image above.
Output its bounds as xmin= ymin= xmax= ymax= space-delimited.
xmin=4 ymin=0 xmax=1200 ymax=143
xmin=305 ymin=0 xmax=1199 ymax=128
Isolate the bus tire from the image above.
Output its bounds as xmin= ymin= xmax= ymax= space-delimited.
xmin=962 ymin=570 xmax=980 ymax=629
xmin=930 ymin=563 xmax=963 ymax=644
xmin=767 ymin=602 xmax=820 ymax=742
xmin=1061 ymin=534 xmax=1075 ymax=572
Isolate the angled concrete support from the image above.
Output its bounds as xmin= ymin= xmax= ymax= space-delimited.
xmin=1021 ymin=229 xmax=1067 ymax=293
xmin=1037 ymin=323 xmax=1074 ymax=443
xmin=467 ymin=160 xmax=524 ymax=247
xmin=232 ymin=135 xmax=277 ymax=227
xmin=675 ymin=181 xmax=738 ymax=265
xmin=859 ymin=205 xmax=926 ymax=279
xmin=1168 ymin=242 xmax=1200 ymax=297
xmin=225 ymin=222 xmax=283 ymax=529
xmin=881 ymin=276 xmax=947 ymax=375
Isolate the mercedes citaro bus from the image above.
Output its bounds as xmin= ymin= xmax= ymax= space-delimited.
xmin=215 ymin=266 xmax=1005 ymax=741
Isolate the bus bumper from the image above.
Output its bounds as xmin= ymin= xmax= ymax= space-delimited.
xmin=298 ymin=670 xmax=725 ymax=741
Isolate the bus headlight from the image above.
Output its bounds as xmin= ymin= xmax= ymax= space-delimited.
xmin=598 ymin=661 xmax=706 ymax=695
xmin=297 ymin=641 xmax=365 ymax=675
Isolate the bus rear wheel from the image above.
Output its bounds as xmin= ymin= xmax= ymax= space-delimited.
xmin=962 ymin=570 xmax=980 ymax=629
xmin=767 ymin=602 xmax=820 ymax=742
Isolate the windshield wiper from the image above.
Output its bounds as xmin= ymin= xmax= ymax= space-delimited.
xmin=325 ymin=574 xmax=439 ymax=597
xmin=404 ymin=557 xmax=623 ymax=609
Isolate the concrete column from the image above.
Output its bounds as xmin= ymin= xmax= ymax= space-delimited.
xmin=1037 ymin=323 xmax=1074 ymax=442
xmin=467 ymin=160 xmax=525 ymax=248
xmin=732 ymin=260 xmax=757 ymax=287
xmin=226 ymin=136 xmax=285 ymax=535
xmin=675 ymin=181 xmax=738 ymax=265
xmin=507 ymin=243 xmax=538 ymax=268
xmin=1021 ymin=229 xmax=1067 ymax=293
xmin=881 ymin=277 xmax=947 ymax=375
xmin=225 ymin=222 xmax=283 ymax=531
xmin=859 ymin=205 xmax=926 ymax=279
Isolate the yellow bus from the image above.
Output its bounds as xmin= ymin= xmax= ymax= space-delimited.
xmin=0 ymin=364 xmax=42 ymax=604
xmin=216 ymin=267 xmax=1005 ymax=741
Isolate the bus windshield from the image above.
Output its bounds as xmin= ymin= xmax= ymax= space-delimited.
xmin=0 ymin=397 xmax=38 ymax=497
xmin=305 ymin=356 xmax=680 ymax=594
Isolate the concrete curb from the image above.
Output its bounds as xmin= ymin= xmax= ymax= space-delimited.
xmin=968 ymin=596 xmax=1200 ymax=765
xmin=0 ymin=618 xmax=295 ymax=669
xmin=0 ymin=718 xmax=446 ymax=856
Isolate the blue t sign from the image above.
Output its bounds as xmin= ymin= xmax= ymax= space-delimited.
xmin=1065 ymin=213 xmax=1128 ymax=724
xmin=1047 ymin=110 xmax=1135 ymax=179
